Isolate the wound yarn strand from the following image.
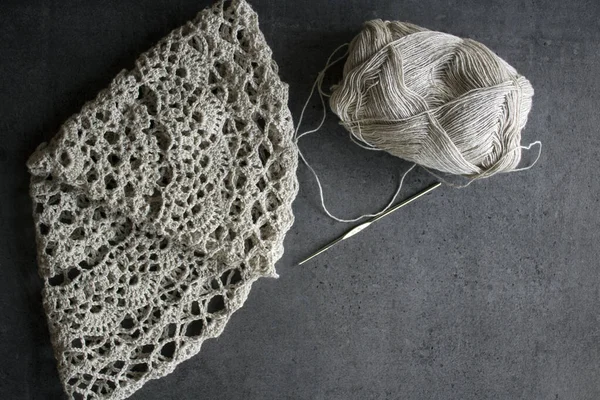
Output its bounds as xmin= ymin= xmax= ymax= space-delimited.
xmin=296 ymin=18 xmax=542 ymax=222
xmin=329 ymin=20 xmax=541 ymax=180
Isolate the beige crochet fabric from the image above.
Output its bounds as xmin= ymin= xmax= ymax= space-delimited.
xmin=26 ymin=1 xmax=298 ymax=398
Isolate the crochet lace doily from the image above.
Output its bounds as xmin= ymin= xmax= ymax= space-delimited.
xmin=26 ymin=1 xmax=298 ymax=398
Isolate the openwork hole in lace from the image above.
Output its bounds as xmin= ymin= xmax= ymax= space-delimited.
xmin=26 ymin=1 xmax=298 ymax=399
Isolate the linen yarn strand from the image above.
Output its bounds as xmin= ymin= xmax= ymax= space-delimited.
xmin=296 ymin=19 xmax=542 ymax=221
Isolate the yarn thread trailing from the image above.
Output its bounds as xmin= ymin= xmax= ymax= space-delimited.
xmin=296 ymin=19 xmax=541 ymax=222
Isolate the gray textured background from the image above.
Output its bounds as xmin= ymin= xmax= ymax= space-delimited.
xmin=1 ymin=0 xmax=599 ymax=399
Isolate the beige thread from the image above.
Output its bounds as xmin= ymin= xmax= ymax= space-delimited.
xmin=297 ymin=19 xmax=541 ymax=222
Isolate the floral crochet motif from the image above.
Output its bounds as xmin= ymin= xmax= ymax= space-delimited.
xmin=26 ymin=1 xmax=298 ymax=398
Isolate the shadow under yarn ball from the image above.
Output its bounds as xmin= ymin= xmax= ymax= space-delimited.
xmin=329 ymin=19 xmax=534 ymax=180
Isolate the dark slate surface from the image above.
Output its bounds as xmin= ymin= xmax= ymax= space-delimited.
xmin=1 ymin=0 xmax=599 ymax=399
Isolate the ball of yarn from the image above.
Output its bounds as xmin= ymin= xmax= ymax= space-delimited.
xmin=329 ymin=20 xmax=534 ymax=179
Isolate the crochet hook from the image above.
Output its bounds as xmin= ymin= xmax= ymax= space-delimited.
xmin=298 ymin=182 xmax=442 ymax=265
